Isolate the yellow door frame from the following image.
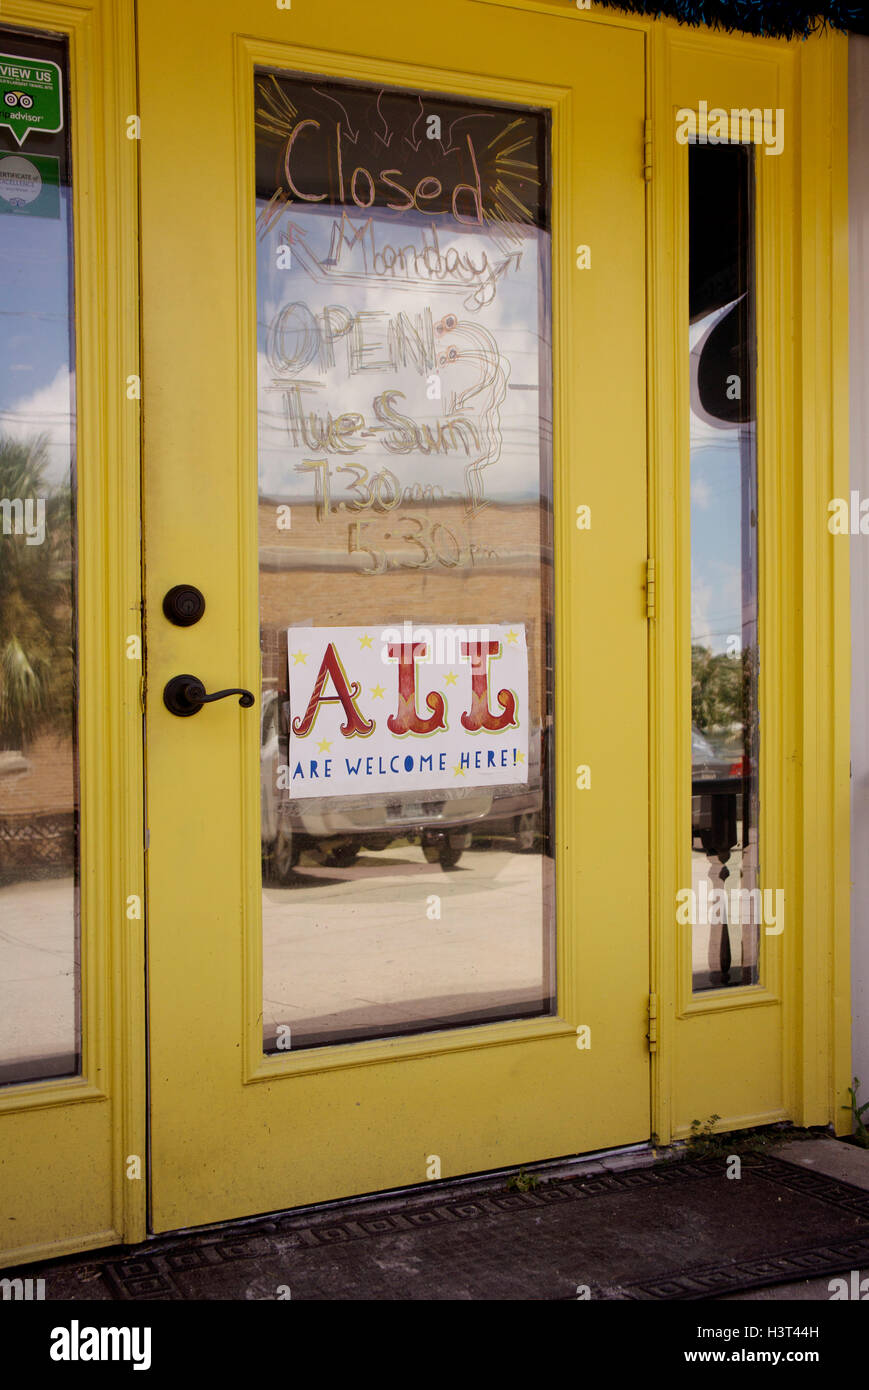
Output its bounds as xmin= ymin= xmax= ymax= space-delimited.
xmin=0 ymin=0 xmax=851 ymax=1268
xmin=644 ymin=17 xmax=851 ymax=1141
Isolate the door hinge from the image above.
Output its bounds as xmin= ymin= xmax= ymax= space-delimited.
xmin=647 ymin=992 xmax=658 ymax=1052
xmin=643 ymin=118 xmax=652 ymax=182
xmin=645 ymin=556 xmax=656 ymax=620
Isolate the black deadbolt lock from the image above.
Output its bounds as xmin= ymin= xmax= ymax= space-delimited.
xmin=163 ymin=584 xmax=206 ymax=627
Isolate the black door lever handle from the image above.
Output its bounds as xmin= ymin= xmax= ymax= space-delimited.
xmin=163 ymin=674 xmax=255 ymax=717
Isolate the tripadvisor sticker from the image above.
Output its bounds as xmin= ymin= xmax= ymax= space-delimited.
xmin=0 ymin=53 xmax=63 ymax=146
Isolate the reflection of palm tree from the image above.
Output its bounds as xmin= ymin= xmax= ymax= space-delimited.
xmin=0 ymin=435 xmax=73 ymax=752
xmin=691 ymin=643 xmax=742 ymax=736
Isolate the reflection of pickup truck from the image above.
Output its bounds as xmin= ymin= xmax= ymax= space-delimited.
xmin=260 ymin=689 xmax=492 ymax=878
xmin=472 ymin=722 xmax=545 ymax=852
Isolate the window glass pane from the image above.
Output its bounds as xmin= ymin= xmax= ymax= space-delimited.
xmin=255 ymin=70 xmax=555 ymax=1051
xmin=689 ymin=141 xmax=760 ymax=991
xmin=0 ymin=30 xmax=79 ymax=1082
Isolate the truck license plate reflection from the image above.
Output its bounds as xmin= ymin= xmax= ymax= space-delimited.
xmin=256 ymin=71 xmax=555 ymax=1051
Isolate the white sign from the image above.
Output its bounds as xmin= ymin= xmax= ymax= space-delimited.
xmin=286 ymin=623 xmax=529 ymax=798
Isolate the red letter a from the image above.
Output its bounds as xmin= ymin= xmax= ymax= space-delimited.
xmin=291 ymin=643 xmax=374 ymax=738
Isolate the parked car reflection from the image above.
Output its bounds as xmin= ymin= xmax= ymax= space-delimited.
xmin=691 ymin=724 xmax=747 ymax=852
xmin=261 ymin=688 xmax=493 ymax=878
xmin=469 ymin=721 xmax=545 ymax=853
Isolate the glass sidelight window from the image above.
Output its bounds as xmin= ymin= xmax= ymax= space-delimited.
xmin=0 ymin=31 xmax=79 ymax=1083
xmin=688 ymin=141 xmax=761 ymax=992
xmin=254 ymin=70 xmax=555 ymax=1051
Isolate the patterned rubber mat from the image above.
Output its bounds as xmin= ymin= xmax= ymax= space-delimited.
xmin=11 ymin=1152 xmax=869 ymax=1300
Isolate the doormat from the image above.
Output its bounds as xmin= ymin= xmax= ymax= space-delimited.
xmin=16 ymin=1152 xmax=869 ymax=1300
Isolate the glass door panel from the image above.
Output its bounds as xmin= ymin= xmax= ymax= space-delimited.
xmin=0 ymin=29 xmax=79 ymax=1086
xmin=687 ymin=141 xmax=760 ymax=992
xmin=255 ymin=72 xmax=556 ymax=1050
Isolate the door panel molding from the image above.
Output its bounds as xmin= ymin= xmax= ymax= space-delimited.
xmin=233 ymin=37 xmax=581 ymax=1087
xmin=646 ymin=22 xmax=850 ymax=1140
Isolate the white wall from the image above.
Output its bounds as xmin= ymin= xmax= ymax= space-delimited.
xmin=850 ymin=34 xmax=869 ymax=1093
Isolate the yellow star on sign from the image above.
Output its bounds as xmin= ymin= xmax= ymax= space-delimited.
xmin=358 ymin=633 xmax=373 ymax=649
xmin=317 ymin=739 xmax=332 ymax=753
xmin=506 ymin=630 xmax=519 ymax=644
xmin=370 ymin=684 xmax=385 ymax=699
xmin=292 ymin=650 xmax=307 ymax=665
xmin=444 ymin=671 xmax=458 ymax=686
xmin=453 ymin=764 xmax=466 ymax=777
xmin=515 ymin=750 xmax=526 ymax=763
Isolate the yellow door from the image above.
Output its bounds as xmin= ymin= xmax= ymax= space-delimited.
xmin=0 ymin=0 xmax=143 ymax=1267
xmin=140 ymin=0 xmax=651 ymax=1231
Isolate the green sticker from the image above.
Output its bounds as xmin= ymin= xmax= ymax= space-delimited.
xmin=0 ymin=53 xmax=63 ymax=147
xmin=0 ymin=153 xmax=60 ymax=217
